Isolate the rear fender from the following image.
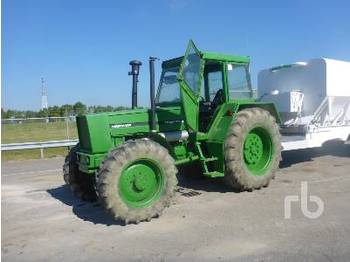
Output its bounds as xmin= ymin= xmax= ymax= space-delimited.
xmin=203 ymin=102 xmax=280 ymax=174
xmin=237 ymin=102 xmax=281 ymax=123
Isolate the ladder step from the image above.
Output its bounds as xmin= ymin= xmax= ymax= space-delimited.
xmin=203 ymin=171 xmax=224 ymax=178
xmin=202 ymin=157 xmax=218 ymax=162
xmin=195 ymin=142 xmax=218 ymax=174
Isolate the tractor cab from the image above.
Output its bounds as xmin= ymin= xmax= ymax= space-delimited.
xmin=156 ymin=40 xmax=253 ymax=132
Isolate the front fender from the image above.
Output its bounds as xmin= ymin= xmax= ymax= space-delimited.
xmin=147 ymin=132 xmax=173 ymax=156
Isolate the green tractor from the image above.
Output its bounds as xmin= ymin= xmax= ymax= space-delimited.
xmin=63 ymin=40 xmax=281 ymax=224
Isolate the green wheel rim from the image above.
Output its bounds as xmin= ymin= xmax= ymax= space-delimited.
xmin=243 ymin=127 xmax=274 ymax=176
xmin=119 ymin=159 xmax=164 ymax=208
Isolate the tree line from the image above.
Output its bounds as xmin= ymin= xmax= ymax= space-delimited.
xmin=1 ymin=102 xmax=130 ymax=119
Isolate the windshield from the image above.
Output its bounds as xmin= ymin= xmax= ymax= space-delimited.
xmin=156 ymin=66 xmax=181 ymax=104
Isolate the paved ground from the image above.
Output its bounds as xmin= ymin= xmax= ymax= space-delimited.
xmin=2 ymin=143 xmax=350 ymax=262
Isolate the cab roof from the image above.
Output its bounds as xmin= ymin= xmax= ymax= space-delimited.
xmin=202 ymin=52 xmax=250 ymax=63
xmin=162 ymin=51 xmax=250 ymax=68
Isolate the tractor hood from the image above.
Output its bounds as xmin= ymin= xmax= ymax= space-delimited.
xmin=76 ymin=106 xmax=185 ymax=154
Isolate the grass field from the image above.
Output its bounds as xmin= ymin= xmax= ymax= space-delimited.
xmin=2 ymin=121 xmax=77 ymax=143
xmin=1 ymin=147 xmax=70 ymax=161
xmin=2 ymin=121 xmax=78 ymax=161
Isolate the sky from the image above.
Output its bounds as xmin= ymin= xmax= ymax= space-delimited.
xmin=2 ymin=0 xmax=350 ymax=110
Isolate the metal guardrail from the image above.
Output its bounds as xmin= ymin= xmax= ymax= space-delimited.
xmin=1 ymin=139 xmax=78 ymax=158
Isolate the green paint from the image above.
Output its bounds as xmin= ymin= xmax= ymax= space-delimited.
xmin=243 ymin=127 xmax=274 ymax=176
xmin=76 ymin=114 xmax=112 ymax=153
xmin=174 ymin=155 xmax=200 ymax=165
xmin=77 ymin=151 xmax=105 ymax=173
xmin=74 ymin=40 xmax=280 ymax=181
xmin=119 ymin=159 xmax=164 ymax=208
xmin=202 ymin=52 xmax=250 ymax=63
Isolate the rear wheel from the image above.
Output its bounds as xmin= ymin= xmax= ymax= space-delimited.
xmin=97 ymin=139 xmax=178 ymax=224
xmin=224 ymin=108 xmax=281 ymax=190
xmin=63 ymin=145 xmax=97 ymax=201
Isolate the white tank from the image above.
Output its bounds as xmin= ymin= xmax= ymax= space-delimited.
xmin=258 ymin=58 xmax=350 ymax=125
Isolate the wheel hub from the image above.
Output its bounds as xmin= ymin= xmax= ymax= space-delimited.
xmin=134 ymin=173 xmax=147 ymax=191
xmin=244 ymin=133 xmax=263 ymax=164
xmin=242 ymin=127 xmax=274 ymax=176
xmin=119 ymin=160 xmax=164 ymax=208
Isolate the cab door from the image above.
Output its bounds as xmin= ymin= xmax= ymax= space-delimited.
xmin=178 ymin=40 xmax=204 ymax=132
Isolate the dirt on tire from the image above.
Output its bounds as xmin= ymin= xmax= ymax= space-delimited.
xmin=63 ymin=145 xmax=97 ymax=201
xmin=224 ymin=108 xmax=281 ymax=190
xmin=97 ymin=139 xmax=178 ymax=224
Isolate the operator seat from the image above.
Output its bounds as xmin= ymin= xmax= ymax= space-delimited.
xmin=199 ymin=89 xmax=224 ymax=131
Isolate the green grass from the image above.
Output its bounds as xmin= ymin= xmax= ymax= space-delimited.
xmin=2 ymin=121 xmax=77 ymax=143
xmin=2 ymin=147 xmax=70 ymax=161
xmin=2 ymin=121 xmax=78 ymax=161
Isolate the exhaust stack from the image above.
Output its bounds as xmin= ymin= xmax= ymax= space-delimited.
xmin=129 ymin=60 xmax=142 ymax=109
xmin=149 ymin=57 xmax=157 ymax=131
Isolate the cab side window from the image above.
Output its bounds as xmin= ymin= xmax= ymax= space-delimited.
xmin=227 ymin=64 xmax=252 ymax=99
xmin=204 ymin=63 xmax=224 ymax=102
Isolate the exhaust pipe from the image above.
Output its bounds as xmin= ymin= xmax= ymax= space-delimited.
xmin=149 ymin=57 xmax=157 ymax=131
xmin=129 ymin=60 xmax=142 ymax=109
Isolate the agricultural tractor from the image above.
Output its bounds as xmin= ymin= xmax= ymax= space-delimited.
xmin=63 ymin=41 xmax=282 ymax=224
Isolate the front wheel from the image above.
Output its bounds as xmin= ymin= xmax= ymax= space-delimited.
xmin=63 ymin=145 xmax=97 ymax=201
xmin=224 ymin=108 xmax=281 ymax=190
xmin=97 ymin=139 xmax=178 ymax=224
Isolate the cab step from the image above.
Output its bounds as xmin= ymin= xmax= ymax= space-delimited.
xmin=195 ymin=142 xmax=223 ymax=177
xmin=203 ymin=171 xmax=224 ymax=178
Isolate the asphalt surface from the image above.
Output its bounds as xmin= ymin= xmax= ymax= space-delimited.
xmin=2 ymin=143 xmax=350 ymax=262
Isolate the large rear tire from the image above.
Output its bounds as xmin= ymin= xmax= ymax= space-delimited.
xmin=97 ymin=139 xmax=178 ymax=224
xmin=63 ymin=145 xmax=97 ymax=201
xmin=224 ymin=108 xmax=281 ymax=190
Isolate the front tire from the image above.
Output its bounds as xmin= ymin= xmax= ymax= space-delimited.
xmin=97 ymin=139 xmax=178 ymax=224
xmin=63 ymin=145 xmax=97 ymax=201
xmin=224 ymin=108 xmax=281 ymax=190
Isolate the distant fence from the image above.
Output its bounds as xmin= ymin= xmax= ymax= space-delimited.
xmin=2 ymin=117 xmax=78 ymax=159
xmin=2 ymin=116 xmax=78 ymax=145
xmin=1 ymin=139 xmax=78 ymax=158
xmin=2 ymin=116 xmax=76 ymax=124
